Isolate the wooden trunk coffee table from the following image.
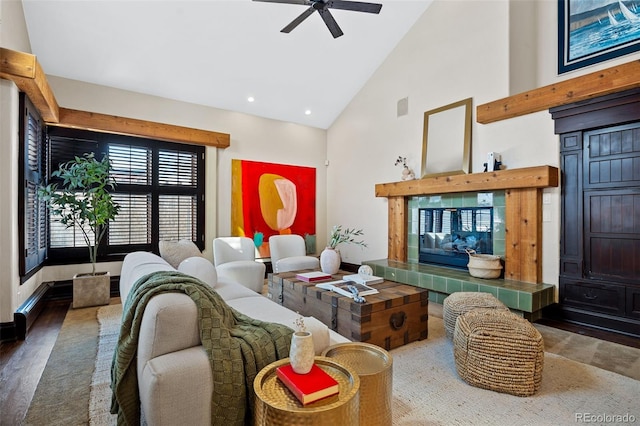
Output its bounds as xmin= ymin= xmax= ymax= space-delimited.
xmin=268 ymin=270 xmax=429 ymax=350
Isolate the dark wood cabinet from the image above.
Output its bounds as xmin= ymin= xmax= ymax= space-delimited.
xmin=552 ymin=89 xmax=640 ymax=337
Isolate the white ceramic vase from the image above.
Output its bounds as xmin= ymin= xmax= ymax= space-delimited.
xmin=289 ymin=331 xmax=314 ymax=374
xmin=320 ymin=247 xmax=341 ymax=274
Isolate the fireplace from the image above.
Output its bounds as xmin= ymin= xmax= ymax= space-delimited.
xmin=418 ymin=207 xmax=494 ymax=269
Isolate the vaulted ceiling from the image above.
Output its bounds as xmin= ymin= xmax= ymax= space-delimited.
xmin=22 ymin=0 xmax=432 ymax=129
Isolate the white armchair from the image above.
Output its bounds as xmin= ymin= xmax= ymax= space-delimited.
xmin=269 ymin=234 xmax=320 ymax=273
xmin=213 ymin=237 xmax=265 ymax=293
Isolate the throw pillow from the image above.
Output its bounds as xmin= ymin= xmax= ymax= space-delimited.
xmin=159 ymin=239 xmax=203 ymax=268
xmin=178 ymin=257 xmax=218 ymax=288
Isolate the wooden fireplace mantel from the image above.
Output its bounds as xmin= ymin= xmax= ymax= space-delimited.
xmin=376 ymin=165 xmax=559 ymax=284
xmin=375 ymin=165 xmax=558 ymax=197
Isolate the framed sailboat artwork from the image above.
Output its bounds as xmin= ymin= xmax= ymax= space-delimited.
xmin=558 ymin=0 xmax=640 ymax=73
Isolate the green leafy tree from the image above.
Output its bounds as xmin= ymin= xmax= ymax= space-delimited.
xmin=39 ymin=153 xmax=120 ymax=275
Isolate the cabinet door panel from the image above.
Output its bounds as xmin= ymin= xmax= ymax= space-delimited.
xmin=560 ymin=146 xmax=583 ymax=277
xmin=561 ymin=279 xmax=625 ymax=316
xmin=584 ymin=189 xmax=640 ymax=283
xmin=626 ymin=287 xmax=640 ymax=319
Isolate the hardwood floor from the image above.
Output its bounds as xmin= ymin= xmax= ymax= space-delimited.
xmin=1 ymin=299 xmax=638 ymax=424
xmin=536 ymin=318 xmax=640 ymax=349
xmin=0 ymin=300 xmax=70 ymax=425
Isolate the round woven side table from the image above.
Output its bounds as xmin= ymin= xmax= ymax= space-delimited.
xmin=322 ymin=342 xmax=393 ymax=426
xmin=253 ymin=357 xmax=360 ymax=425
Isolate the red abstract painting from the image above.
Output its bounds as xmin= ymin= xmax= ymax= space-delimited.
xmin=231 ymin=159 xmax=316 ymax=257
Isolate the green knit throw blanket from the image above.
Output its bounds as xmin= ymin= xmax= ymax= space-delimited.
xmin=110 ymin=271 xmax=293 ymax=426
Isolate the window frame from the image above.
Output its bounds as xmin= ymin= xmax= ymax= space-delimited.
xmin=43 ymin=126 xmax=205 ymax=266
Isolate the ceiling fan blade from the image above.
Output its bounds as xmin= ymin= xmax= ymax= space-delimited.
xmin=328 ymin=0 xmax=382 ymax=14
xmin=253 ymin=0 xmax=312 ymax=5
xmin=281 ymin=6 xmax=316 ymax=33
xmin=318 ymin=8 xmax=344 ymax=38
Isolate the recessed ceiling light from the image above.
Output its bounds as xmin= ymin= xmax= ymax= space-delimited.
xmin=304 ymin=110 xmax=312 ymax=115
xmin=247 ymin=96 xmax=255 ymax=103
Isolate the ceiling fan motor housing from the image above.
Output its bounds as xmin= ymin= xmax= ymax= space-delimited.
xmin=254 ymin=0 xmax=383 ymax=38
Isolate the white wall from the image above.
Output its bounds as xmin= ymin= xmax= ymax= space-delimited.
xmin=328 ymin=0 xmax=512 ymax=265
xmin=326 ymin=0 xmax=640 ymax=291
xmin=0 ymin=0 xmax=33 ymax=322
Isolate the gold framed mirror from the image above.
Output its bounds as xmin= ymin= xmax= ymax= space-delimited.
xmin=421 ymin=98 xmax=472 ymax=178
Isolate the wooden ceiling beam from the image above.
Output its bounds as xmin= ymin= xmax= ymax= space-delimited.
xmin=1 ymin=48 xmax=60 ymax=122
xmin=54 ymin=108 xmax=230 ymax=148
xmin=477 ymin=60 xmax=640 ymax=124
xmin=1 ymin=47 xmax=230 ymax=148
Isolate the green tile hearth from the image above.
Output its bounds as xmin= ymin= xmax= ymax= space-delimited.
xmin=364 ymin=259 xmax=555 ymax=316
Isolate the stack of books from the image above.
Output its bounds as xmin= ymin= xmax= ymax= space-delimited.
xmin=342 ymin=273 xmax=384 ymax=285
xmin=295 ymin=271 xmax=333 ymax=282
xmin=276 ymin=363 xmax=339 ymax=405
xmin=315 ymin=280 xmax=379 ymax=297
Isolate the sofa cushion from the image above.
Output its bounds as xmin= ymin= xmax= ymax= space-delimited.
xmin=159 ymin=240 xmax=203 ymax=268
xmin=177 ymin=257 xmax=218 ymax=288
xmin=119 ymin=252 xmax=175 ymax=302
xmin=215 ymin=277 xmax=265 ymax=301
xmin=140 ymin=346 xmax=213 ymax=426
xmin=227 ymin=296 xmax=330 ymax=355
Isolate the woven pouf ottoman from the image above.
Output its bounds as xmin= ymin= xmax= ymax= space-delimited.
xmin=442 ymin=292 xmax=509 ymax=339
xmin=453 ymin=309 xmax=545 ymax=397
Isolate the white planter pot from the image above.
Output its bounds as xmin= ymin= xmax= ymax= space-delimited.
xmin=289 ymin=331 xmax=315 ymax=374
xmin=320 ymin=247 xmax=341 ymax=274
xmin=73 ymin=271 xmax=110 ymax=308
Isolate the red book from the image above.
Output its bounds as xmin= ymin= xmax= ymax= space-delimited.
xmin=275 ymin=363 xmax=339 ymax=405
xmin=295 ymin=271 xmax=332 ymax=282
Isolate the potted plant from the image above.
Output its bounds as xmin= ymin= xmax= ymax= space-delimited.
xmin=40 ymin=153 xmax=120 ymax=308
xmin=320 ymin=225 xmax=367 ymax=274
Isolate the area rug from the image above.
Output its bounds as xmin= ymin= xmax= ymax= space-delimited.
xmin=83 ymin=305 xmax=640 ymax=426
xmin=88 ymin=304 xmax=121 ymax=426
xmin=391 ymin=318 xmax=640 ymax=425
xmin=23 ymin=303 xmax=102 ymax=425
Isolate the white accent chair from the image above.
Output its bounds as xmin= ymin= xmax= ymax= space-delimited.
xmin=269 ymin=234 xmax=320 ymax=273
xmin=213 ymin=237 xmax=265 ymax=293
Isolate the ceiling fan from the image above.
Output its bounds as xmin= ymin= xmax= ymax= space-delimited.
xmin=253 ymin=0 xmax=383 ymax=38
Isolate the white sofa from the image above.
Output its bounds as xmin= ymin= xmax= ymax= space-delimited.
xmin=119 ymin=251 xmax=349 ymax=425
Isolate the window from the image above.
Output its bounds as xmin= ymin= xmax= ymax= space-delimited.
xmin=18 ymin=94 xmax=47 ymax=279
xmin=43 ymin=127 xmax=205 ymax=264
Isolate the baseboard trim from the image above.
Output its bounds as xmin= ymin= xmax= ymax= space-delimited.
xmin=2 ymin=275 xmax=120 ymax=342
xmin=542 ymin=303 xmax=640 ymax=340
xmin=13 ymin=281 xmax=52 ymax=341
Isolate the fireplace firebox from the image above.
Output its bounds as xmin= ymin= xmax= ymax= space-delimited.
xmin=418 ymin=207 xmax=493 ymax=269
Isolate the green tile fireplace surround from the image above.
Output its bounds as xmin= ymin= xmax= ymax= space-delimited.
xmin=363 ymin=189 xmax=554 ymax=320
xmin=364 ymin=259 xmax=555 ymax=321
